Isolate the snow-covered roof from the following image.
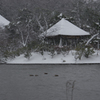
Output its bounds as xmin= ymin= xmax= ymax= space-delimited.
xmin=0 ymin=15 xmax=10 ymax=27
xmin=42 ymin=18 xmax=90 ymax=37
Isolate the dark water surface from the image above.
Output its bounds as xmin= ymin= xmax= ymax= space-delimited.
xmin=0 ymin=64 xmax=100 ymax=100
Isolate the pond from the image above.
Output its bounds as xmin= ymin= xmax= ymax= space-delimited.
xmin=0 ymin=64 xmax=100 ymax=100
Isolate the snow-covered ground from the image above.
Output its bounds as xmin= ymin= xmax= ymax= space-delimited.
xmin=7 ymin=50 xmax=100 ymax=64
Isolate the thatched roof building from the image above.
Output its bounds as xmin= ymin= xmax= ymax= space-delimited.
xmin=41 ymin=18 xmax=90 ymax=47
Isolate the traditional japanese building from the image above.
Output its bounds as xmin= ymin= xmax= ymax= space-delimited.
xmin=41 ymin=18 xmax=90 ymax=48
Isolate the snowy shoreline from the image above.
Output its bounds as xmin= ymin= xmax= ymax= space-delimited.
xmin=7 ymin=50 xmax=100 ymax=64
xmin=6 ymin=63 xmax=100 ymax=65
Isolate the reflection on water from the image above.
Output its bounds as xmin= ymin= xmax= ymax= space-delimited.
xmin=0 ymin=64 xmax=100 ymax=100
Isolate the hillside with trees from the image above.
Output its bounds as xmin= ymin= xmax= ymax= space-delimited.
xmin=0 ymin=0 xmax=100 ymax=62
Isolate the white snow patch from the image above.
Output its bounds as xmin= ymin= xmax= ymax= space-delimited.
xmin=0 ymin=15 xmax=10 ymax=27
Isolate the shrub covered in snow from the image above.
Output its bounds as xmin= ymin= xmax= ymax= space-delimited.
xmin=75 ymin=43 xmax=95 ymax=60
xmin=84 ymin=45 xmax=95 ymax=58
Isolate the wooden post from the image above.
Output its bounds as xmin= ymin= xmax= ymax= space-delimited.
xmin=59 ymin=37 xmax=62 ymax=48
xmin=53 ymin=38 xmax=55 ymax=45
xmin=98 ymin=40 xmax=99 ymax=50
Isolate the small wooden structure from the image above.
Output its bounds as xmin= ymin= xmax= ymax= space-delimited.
xmin=42 ymin=18 xmax=90 ymax=48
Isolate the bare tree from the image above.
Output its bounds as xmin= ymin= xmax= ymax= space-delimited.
xmin=7 ymin=8 xmax=38 ymax=47
xmin=36 ymin=13 xmax=49 ymax=40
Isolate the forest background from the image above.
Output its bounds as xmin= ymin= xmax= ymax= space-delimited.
xmin=0 ymin=0 xmax=100 ymax=62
